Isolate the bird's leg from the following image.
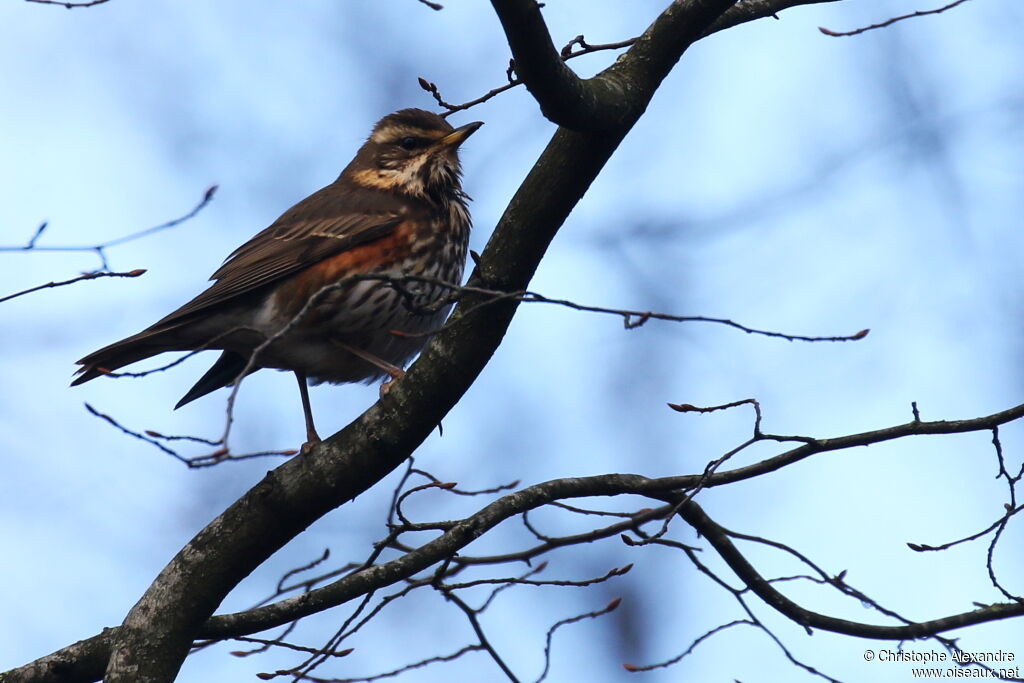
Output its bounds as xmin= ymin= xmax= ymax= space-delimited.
xmin=332 ymin=341 xmax=405 ymax=397
xmin=295 ymin=371 xmax=320 ymax=450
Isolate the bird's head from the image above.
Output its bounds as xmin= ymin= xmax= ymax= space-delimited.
xmin=344 ymin=108 xmax=483 ymax=203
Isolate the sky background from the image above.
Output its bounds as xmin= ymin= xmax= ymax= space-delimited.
xmin=2 ymin=0 xmax=1023 ymax=681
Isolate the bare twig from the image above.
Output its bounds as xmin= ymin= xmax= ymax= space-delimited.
xmin=229 ymin=635 xmax=352 ymax=659
xmin=425 ymin=0 xmax=843 ymax=117
xmin=508 ymin=290 xmax=870 ymax=342
xmin=559 ymin=34 xmax=636 ymax=59
xmin=908 ymin=504 xmax=1024 ymax=554
xmin=83 ymin=403 xmax=294 ymax=467
xmin=623 ymin=620 xmax=756 ymax=672
xmin=0 ymin=184 xmax=216 ymax=270
xmin=14 ymin=447 xmax=1024 ymax=682
xmin=275 ymin=549 xmax=333 ymax=596
xmin=904 ymin=425 xmax=1024 ymax=604
xmin=442 ymin=564 xmax=632 ymax=591
xmin=24 ymin=0 xmax=111 ymax=6
xmin=84 ymin=271 xmax=863 ymax=463
xmin=536 ymin=598 xmax=622 ymax=682
xmin=394 ymin=480 xmax=457 ymax=526
xmin=420 ymin=33 xmax=637 ymax=117
xmin=0 ymin=268 xmax=146 ymax=305
xmin=819 ymin=0 xmax=971 ymax=36
xmin=282 ymin=645 xmax=484 ymax=683
xmin=441 ymin=591 xmax=520 ymax=682
xmin=475 ymin=563 xmax=549 ymax=613
xmin=548 ymin=501 xmax=639 ymax=519
xmin=84 ymin=403 xmax=183 ymax=461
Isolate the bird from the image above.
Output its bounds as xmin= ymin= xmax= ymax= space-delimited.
xmin=73 ymin=108 xmax=482 ymax=445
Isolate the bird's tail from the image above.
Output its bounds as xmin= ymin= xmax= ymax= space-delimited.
xmin=71 ymin=327 xmax=181 ymax=386
xmin=174 ymin=351 xmax=249 ymax=409
xmin=73 ymin=328 xmax=251 ymax=408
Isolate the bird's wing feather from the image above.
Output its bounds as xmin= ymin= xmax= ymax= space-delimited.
xmin=153 ymin=183 xmax=405 ymax=328
xmin=71 ymin=184 xmax=406 ymax=381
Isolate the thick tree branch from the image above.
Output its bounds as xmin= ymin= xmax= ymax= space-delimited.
xmin=11 ymin=400 xmax=1024 ymax=682
xmin=29 ymin=111 xmax=644 ymax=682
xmin=705 ymin=0 xmax=840 ymax=35
xmin=1 ymin=632 xmax=114 ymax=683
xmin=487 ymin=0 xmax=588 ymax=126
xmin=429 ymin=0 xmax=840 ymax=117
xmin=10 ymin=1 xmax=1000 ymax=681
xmin=491 ymin=0 xmax=740 ymax=130
xmin=13 ymin=455 xmax=1024 ymax=682
xmin=12 ymin=403 xmax=1024 ymax=681
xmin=101 ymin=6 xmax=702 ymax=675
xmin=668 ymin=495 xmax=1024 ymax=639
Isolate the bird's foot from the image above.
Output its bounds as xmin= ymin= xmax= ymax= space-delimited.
xmin=300 ymin=424 xmax=321 ymax=454
xmin=332 ymin=340 xmax=406 ymax=396
xmin=379 ymin=368 xmax=406 ymax=398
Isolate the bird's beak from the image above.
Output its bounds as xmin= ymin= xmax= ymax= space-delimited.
xmin=438 ymin=121 xmax=483 ymax=148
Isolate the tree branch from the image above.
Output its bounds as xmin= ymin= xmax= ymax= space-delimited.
xmin=705 ymin=0 xmax=839 ymax=36
xmin=0 ymin=269 xmax=145 ymax=305
xmin=0 ymin=185 xmax=216 ymax=271
xmin=23 ymin=0 xmax=111 ymax=7
xmin=14 ymin=446 xmax=1024 ymax=682
xmin=11 ymin=1 xmax=1000 ymax=681
xmin=819 ymin=0 xmax=971 ymax=37
xmin=668 ymin=494 xmax=1024 ymax=639
xmin=704 ymin=402 xmax=1024 ymax=487
xmin=100 ymin=0 xmax=732 ymax=674
xmin=487 ymin=0 xmax=594 ymax=128
xmin=429 ymin=0 xmax=841 ymax=117
xmin=11 ymin=394 xmax=1024 ymax=682
xmin=490 ymin=0 xmax=740 ymax=130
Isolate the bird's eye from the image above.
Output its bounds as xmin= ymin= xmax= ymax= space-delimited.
xmin=398 ymin=136 xmax=419 ymax=150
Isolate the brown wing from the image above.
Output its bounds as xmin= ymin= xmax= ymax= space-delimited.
xmin=152 ymin=181 xmax=406 ymax=328
xmin=71 ymin=180 xmax=408 ymax=384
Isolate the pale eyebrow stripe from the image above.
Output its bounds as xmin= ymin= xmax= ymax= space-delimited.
xmin=370 ymin=125 xmax=445 ymax=144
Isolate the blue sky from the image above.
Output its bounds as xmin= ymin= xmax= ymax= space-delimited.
xmin=2 ymin=1 xmax=1023 ymax=681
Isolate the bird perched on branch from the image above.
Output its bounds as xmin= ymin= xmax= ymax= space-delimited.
xmin=73 ymin=108 xmax=482 ymax=445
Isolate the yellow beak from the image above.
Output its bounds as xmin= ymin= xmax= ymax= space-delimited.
xmin=438 ymin=121 xmax=484 ymax=148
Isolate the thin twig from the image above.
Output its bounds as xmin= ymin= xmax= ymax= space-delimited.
xmin=623 ymin=620 xmax=756 ymax=672
xmin=84 ymin=403 xmax=293 ymax=466
xmin=0 ymin=269 xmax=145 ymax=305
xmin=24 ymin=0 xmax=111 ymax=6
xmin=420 ymin=31 xmax=638 ymax=118
xmin=819 ymin=0 xmax=971 ymax=36
xmin=535 ymin=598 xmax=622 ymax=682
xmin=230 ymin=635 xmax=352 ymax=659
xmin=281 ymin=645 xmax=483 ymax=683
xmin=92 ymin=272 xmax=861 ymax=463
xmin=0 ymin=184 xmax=217 ymax=270
xmin=425 ymin=0 xmax=841 ymax=117
xmin=442 ymin=564 xmax=631 ymax=591
xmin=443 ymin=592 xmax=520 ymax=682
